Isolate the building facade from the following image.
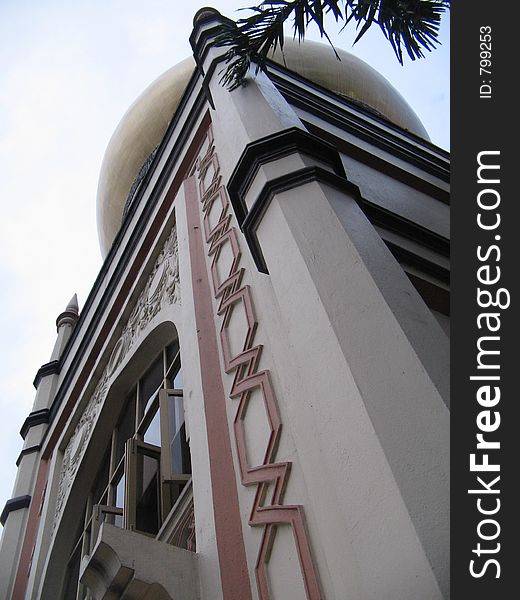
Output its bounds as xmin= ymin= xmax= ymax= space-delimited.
xmin=0 ymin=8 xmax=450 ymax=600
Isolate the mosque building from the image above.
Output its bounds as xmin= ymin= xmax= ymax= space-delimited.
xmin=0 ymin=7 xmax=449 ymax=600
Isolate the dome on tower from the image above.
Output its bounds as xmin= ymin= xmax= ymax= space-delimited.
xmin=96 ymin=38 xmax=429 ymax=257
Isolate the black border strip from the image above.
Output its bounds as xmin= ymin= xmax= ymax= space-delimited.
xmin=242 ymin=166 xmax=359 ymax=273
xmin=452 ymin=3 xmax=517 ymax=597
xmin=305 ymin=121 xmax=450 ymax=205
xmin=268 ymin=65 xmax=450 ymax=182
xmin=228 ymin=127 xmax=346 ymax=225
xmin=0 ymin=495 xmax=31 ymax=526
xmin=16 ymin=445 xmax=41 ymax=467
xmin=362 ymin=201 xmax=450 ymax=258
xmin=20 ymin=409 xmax=50 ymax=440
xmin=228 ymin=127 xmax=449 ymax=283
xmin=385 ymin=241 xmax=450 ymax=285
xmin=33 ymin=360 xmax=60 ymax=389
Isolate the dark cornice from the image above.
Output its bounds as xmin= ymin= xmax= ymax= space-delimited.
xmin=0 ymin=495 xmax=31 ymax=526
xmin=386 ymin=241 xmax=450 ymax=285
xmin=16 ymin=445 xmax=41 ymax=467
xmin=20 ymin=409 xmax=50 ymax=440
xmin=189 ymin=9 xmax=234 ymax=70
xmin=268 ymin=65 xmax=450 ymax=187
xmin=189 ymin=10 xmax=233 ymax=110
xmin=237 ymin=161 xmax=450 ymax=287
xmin=361 ymin=201 xmax=450 ymax=259
xmin=228 ymin=127 xmax=346 ymax=226
xmin=242 ymin=165 xmax=360 ymax=273
xmin=226 ymin=126 xmax=449 ymax=278
xmin=306 ymin=122 xmax=450 ymax=206
xmin=33 ymin=360 xmax=60 ymax=389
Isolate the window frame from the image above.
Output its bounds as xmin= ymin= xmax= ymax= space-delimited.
xmin=61 ymin=340 xmax=193 ymax=600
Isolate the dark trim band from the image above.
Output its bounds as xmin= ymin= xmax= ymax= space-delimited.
xmin=386 ymin=241 xmax=450 ymax=285
xmin=268 ymin=66 xmax=450 ymax=185
xmin=362 ymin=201 xmax=450 ymax=259
xmin=226 ymin=127 xmax=449 ymax=282
xmin=228 ymin=126 xmax=346 ymax=226
xmin=16 ymin=445 xmax=42 ymax=467
xmin=306 ymin=122 xmax=450 ymax=205
xmin=20 ymin=409 xmax=50 ymax=440
xmin=242 ymin=165 xmax=359 ymax=273
xmin=33 ymin=360 xmax=60 ymax=389
xmin=0 ymin=495 xmax=31 ymax=526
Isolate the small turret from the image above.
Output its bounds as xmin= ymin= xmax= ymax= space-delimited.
xmin=50 ymin=294 xmax=79 ymax=362
xmin=56 ymin=292 xmax=79 ymax=329
xmin=0 ymin=293 xmax=80 ymax=597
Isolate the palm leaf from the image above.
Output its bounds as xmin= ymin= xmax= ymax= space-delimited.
xmin=212 ymin=0 xmax=450 ymax=89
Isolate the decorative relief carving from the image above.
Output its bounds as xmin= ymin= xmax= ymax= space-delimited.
xmin=108 ymin=224 xmax=180 ymax=377
xmin=54 ymin=371 xmax=109 ymax=522
xmin=195 ymin=128 xmax=322 ymax=600
xmin=54 ymin=225 xmax=180 ymax=529
xmin=171 ymin=497 xmax=196 ymax=552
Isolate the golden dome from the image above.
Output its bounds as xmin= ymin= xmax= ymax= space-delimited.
xmin=270 ymin=39 xmax=428 ymax=138
xmin=96 ymin=39 xmax=428 ymax=257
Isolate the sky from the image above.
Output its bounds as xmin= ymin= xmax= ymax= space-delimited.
xmin=0 ymin=0 xmax=449 ymax=523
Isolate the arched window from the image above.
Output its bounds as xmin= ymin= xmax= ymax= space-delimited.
xmin=62 ymin=339 xmax=193 ymax=599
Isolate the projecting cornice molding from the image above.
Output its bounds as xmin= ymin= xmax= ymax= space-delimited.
xmin=226 ymin=126 xmax=449 ymax=277
xmin=20 ymin=408 xmax=50 ymax=440
xmin=269 ymin=69 xmax=450 ymax=186
xmin=33 ymin=359 xmax=60 ymax=389
xmin=227 ymin=127 xmax=359 ymax=273
xmin=0 ymin=495 xmax=31 ymax=526
xmin=227 ymin=127 xmax=347 ymax=223
xmin=16 ymin=445 xmax=42 ymax=467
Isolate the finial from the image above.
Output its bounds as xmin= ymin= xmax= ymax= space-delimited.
xmin=56 ymin=293 xmax=79 ymax=330
xmin=193 ymin=7 xmax=221 ymax=27
xmin=65 ymin=293 xmax=79 ymax=314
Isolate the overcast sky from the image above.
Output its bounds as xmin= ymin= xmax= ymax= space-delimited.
xmin=0 ymin=0 xmax=449 ymax=522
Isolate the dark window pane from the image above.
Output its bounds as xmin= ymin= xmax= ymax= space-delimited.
xmin=171 ymin=423 xmax=191 ymax=475
xmin=165 ymin=339 xmax=180 ymax=375
xmin=92 ymin=450 xmax=110 ymax=505
xmin=136 ymin=452 xmax=160 ymax=534
xmin=115 ymin=392 xmax=136 ymax=465
xmin=62 ymin=545 xmax=81 ymax=600
xmin=168 ymin=395 xmax=191 ymax=475
xmin=140 ymin=355 xmax=163 ymax=415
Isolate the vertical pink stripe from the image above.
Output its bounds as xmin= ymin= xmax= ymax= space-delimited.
xmin=184 ymin=174 xmax=253 ymax=600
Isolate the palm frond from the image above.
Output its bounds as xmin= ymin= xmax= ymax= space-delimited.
xmin=212 ymin=0 xmax=450 ymax=89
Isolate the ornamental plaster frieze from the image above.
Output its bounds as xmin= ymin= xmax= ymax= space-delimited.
xmin=53 ymin=225 xmax=180 ymax=530
xmin=107 ymin=225 xmax=180 ymax=378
